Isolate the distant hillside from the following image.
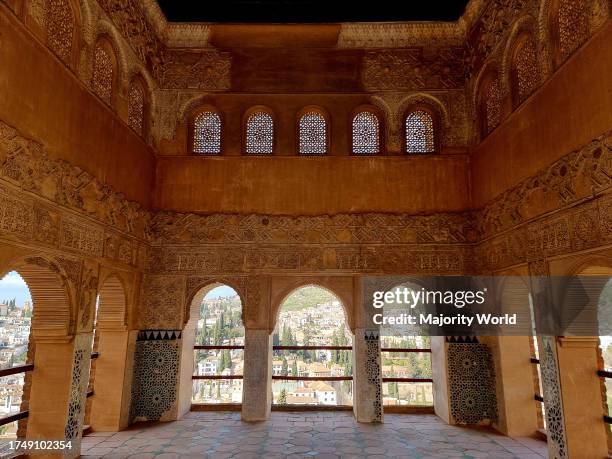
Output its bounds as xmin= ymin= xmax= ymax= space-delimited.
xmin=281 ymin=286 xmax=338 ymax=311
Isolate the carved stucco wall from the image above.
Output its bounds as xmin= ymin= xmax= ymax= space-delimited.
xmin=0 ymin=110 xmax=609 ymax=435
xmin=0 ymin=118 xmax=610 ymax=330
xmin=0 ymin=0 xmax=608 ymax=442
xmin=8 ymin=0 xmax=607 ymax=151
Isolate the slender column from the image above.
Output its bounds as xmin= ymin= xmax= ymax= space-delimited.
xmin=352 ymin=328 xmax=382 ymax=423
xmin=177 ymin=323 xmax=197 ymax=419
xmin=540 ymin=336 xmax=608 ymax=458
xmin=27 ymin=333 xmax=92 ymax=459
xmin=483 ymin=336 xmax=539 ymax=436
xmin=430 ymin=336 xmax=451 ymax=424
xmin=241 ymin=328 xmax=272 ymax=421
xmin=89 ymin=330 xmax=137 ymax=430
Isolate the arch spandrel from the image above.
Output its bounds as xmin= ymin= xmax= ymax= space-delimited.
xmin=183 ymin=275 xmax=267 ymax=330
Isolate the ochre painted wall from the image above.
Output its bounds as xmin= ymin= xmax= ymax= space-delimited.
xmin=154 ymin=155 xmax=470 ymax=215
xmin=470 ymin=20 xmax=612 ymax=208
xmin=0 ymin=7 xmax=156 ymax=206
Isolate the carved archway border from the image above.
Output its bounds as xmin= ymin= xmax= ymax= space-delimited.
xmin=269 ymin=278 xmax=354 ymax=334
xmin=0 ymin=254 xmax=80 ymax=341
xmin=183 ymin=275 xmax=261 ymax=329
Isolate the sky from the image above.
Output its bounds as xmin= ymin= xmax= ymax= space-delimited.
xmin=0 ymin=271 xmax=32 ymax=307
xmin=204 ymin=285 xmax=238 ymax=299
xmin=0 ymin=274 xmax=236 ymax=307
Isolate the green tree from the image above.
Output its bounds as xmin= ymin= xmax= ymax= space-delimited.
xmin=212 ymin=323 xmax=221 ymax=346
xmin=291 ymin=360 xmax=298 ymax=377
xmin=343 ymin=360 xmax=352 ymax=393
xmin=278 ymin=389 xmax=287 ymax=405
xmin=281 ymin=357 xmax=288 ymax=377
xmin=224 ymin=349 xmax=232 ymax=371
xmin=331 ymin=331 xmax=339 ymax=363
xmin=302 ymin=328 xmax=311 ymax=361
xmin=216 ymin=383 xmax=221 ymax=400
xmin=196 ymin=315 xmax=208 ymax=345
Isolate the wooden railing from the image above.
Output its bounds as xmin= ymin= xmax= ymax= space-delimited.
xmin=0 ymin=351 xmax=99 ymax=428
xmin=381 ymin=348 xmax=433 ymax=384
xmin=0 ymin=364 xmax=33 ymax=427
xmin=192 ymin=345 xmax=245 ymax=382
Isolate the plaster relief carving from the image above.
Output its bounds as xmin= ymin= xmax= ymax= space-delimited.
xmin=78 ymin=263 xmax=99 ymax=332
xmin=466 ymin=0 xmax=534 ymax=75
xmin=150 ymin=212 xmax=476 ymax=245
xmin=159 ymin=50 xmax=232 ymax=91
xmin=141 ymin=274 xmax=185 ymax=329
xmin=362 ymin=48 xmax=467 ymax=91
xmin=476 ymin=129 xmax=612 ymax=238
xmin=61 ymin=217 xmax=104 ymax=257
xmin=338 ymin=23 xmax=464 ymax=48
xmin=0 ymin=183 xmax=35 ymax=239
xmin=0 ymin=121 xmax=152 ymax=241
xmin=97 ymin=0 xmax=164 ymax=78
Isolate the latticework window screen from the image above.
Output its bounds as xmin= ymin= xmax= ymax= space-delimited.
xmin=299 ymin=112 xmax=327 ymax=155
xmin=193 ymin=112 xmax=222 ymax=154
xmin=246 ymin=112 xmax=274 ymax=154
xmin=352 ymin=112 xmax=380 ymax=154
xmin=92 ymin=44 xmax=113 ymax=105
xmin=405 ymin=110 xmax=435 ymax=153
xmin=128 ymin=82 xmax=145 ymax=136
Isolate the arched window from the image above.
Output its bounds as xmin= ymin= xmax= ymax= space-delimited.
xmin=273 ymin=285 xmax=353 ymax=406
xmin=46 ymin=0 xmax=75 ymax=66
xmin=193 ymin=111 xmax=222 ymax=155
xmin=298 ymin=111 xmax=327 ymax=155
xmin=352 ymin=111 xmax=380 ymax=154
xmin=245 ymin=111 xmax=274 ymax=155
xmin=86 ymin=275 xmax=129 ymax=427
xmin=191 ymin=285 xmax=244 ymax=405
xmin=479 ymin=74 xmax=502 ymax=137
xmin=0 ymin=271 xmax=33 ymax=437
xmin=528 ymin=294 xmax=547 ymax=431
xmin=598 ymin=279 xmax=612 ymax=427
xmin=379 ymin=284 xmax=433 ymax=409
xmin=552 ymin=0 xmax=590 ymax=64
xmin=92 ymin=39 xmax=116 ymax=106
xmin=405 ymin=110 xmax=436 ymax=154
xmin=128 ymin=78 xmax=146 ymax=136
xmin=511 ymin=34 xmax=539 ymax=106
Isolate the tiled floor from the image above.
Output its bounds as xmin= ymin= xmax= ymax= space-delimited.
xmin=81 ymin=411 xmax=548 ymax=458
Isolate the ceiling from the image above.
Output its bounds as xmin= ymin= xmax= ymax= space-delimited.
xmin=156 ymin=0 xmax=470 ymax=24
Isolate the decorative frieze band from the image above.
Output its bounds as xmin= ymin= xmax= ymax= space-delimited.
xmin=147 ymin=245 xmax=473 ymax=276
xmin=150 ymin=212 xmax=476 ymax=245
